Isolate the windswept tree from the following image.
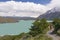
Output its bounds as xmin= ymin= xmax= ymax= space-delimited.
xmin=29 ymin=18 xmax=49 ymax=37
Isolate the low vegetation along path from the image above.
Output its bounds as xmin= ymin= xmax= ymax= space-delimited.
xmin=47 ymin=29 xmax=60 ymax=40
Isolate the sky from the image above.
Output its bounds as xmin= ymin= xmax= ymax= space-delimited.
xmin=0 ymin=0 xmax=51 ymax=5
xmin=0 ymin=0 xmax=60 ymax=17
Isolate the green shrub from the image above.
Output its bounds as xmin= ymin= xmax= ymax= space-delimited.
xmin=34 ymin=34 xmax=52 ymax=40
xmin=29 ymin=18 xmax=49 ymax=37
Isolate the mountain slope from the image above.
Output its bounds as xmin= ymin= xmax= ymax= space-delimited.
xmin=38 ymin=7 xmax=60 ymax=20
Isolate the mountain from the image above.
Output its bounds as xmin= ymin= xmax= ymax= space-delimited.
xmin=38 ymin=7 xmax=60 ymax=20
xmin=0 ymin=16 xmax=36 ymax=23
xmin=1 ymin=16 xmax=36 ymax=20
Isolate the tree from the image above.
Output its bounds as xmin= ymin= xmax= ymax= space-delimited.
xmin=52 ymin=18 xmax=60 ymax=34
xmin=29 ymin=18 xmax=49 ymax=37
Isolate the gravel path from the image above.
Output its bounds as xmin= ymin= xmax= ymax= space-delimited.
xmin=47 ymin=29 xmax=60 ymax=40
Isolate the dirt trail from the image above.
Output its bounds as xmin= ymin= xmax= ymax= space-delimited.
xmin=47 ymin=29 xmax=60 ymax=40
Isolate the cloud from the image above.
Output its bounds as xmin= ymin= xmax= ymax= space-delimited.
xmin=0 ymin=1 xmax=49 ymax=18
xmin=0 ymin=0 xmax=59 ymax=18
xmin=47 ymin=0 xmax=60 ymax=9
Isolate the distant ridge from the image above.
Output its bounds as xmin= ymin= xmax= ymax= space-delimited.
xmin=0 ymin=16 xmax=36 ymax=23
xmin=0 ymin=16 xmax=36 ymax=20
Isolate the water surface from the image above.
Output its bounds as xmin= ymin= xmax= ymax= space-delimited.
xmin=0 ymin=20 xmax=34 ymax=35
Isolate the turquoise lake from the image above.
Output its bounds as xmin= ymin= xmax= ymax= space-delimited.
xmin=0 ymin=20 xmax=34 ymax=35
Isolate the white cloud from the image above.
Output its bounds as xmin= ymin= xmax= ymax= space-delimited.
xmin=0 ymin=0 xmax=59 ymax=18
xmin=0 ymin=1 xmax=48 ymax=18
xmin=47 ymin=0 xmax=60 ymax=9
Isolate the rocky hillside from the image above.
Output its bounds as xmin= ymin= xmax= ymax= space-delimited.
xmin=38 ymin=7 xmax=60 ymax=20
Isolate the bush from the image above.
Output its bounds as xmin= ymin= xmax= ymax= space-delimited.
xmin=29 ymin=18 xmax=49 ymax=37
xmin=34 ymin=34 xmax=52 ymax=40
xmin=52 ymin=18 xmax=60 ymax=34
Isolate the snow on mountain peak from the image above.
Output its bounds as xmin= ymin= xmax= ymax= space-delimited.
xmin=50 ymin=6 xmax=60 ymax=13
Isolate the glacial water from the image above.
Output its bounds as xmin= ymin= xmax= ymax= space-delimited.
xmin=0 ymin=20 xmax=34 ymax=36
